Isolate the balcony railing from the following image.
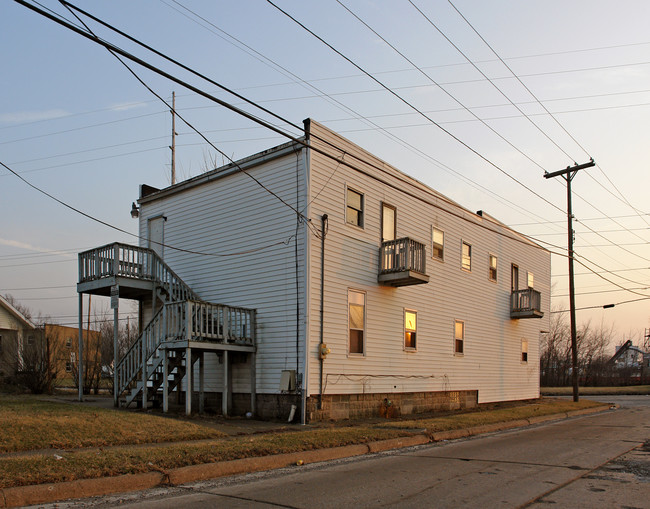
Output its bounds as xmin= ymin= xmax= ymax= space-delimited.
xmin=378 ymin=237 xmax=430 ymax=287
xmin=78 ymin=242 xmax=198 ymax=301
xmin=510 ymin=288 xmax=544 ymax=319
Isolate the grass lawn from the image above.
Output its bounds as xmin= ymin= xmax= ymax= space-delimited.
xmin=0 ymin=396 xmax=610 ymax=489
xmin=383 ymin=399 xmax=605 ymax=431
xmin=542 ymin=385 xmax=650 ymax=395
xmin=0 ymin=395 xmax=224 ymax=453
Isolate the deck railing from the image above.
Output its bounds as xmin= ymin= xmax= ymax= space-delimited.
xmin=78 ymin=242 xmax=198 ymax=301
xmin=115 ymin=299 xmax=256 ymax=396
xmin=511 ymin=288 xmax=542 ymax=317
xmin=379 ymin=237 xmax=427 ymax=275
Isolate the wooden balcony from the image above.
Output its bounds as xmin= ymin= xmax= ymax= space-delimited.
xmin=378 ymin=237 xmax=430 ymax=287
xmin=510 ymin=289 xmax=544 ymax=319
xmin=77 ymin=243 xmax=197 ymax=301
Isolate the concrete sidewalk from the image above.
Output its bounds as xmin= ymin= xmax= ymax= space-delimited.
xmin=0 ymin=404 xmax=612 ymax=508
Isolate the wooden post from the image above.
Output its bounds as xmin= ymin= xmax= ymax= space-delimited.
xmin=185 ymin=346 xmax=192 ymax=416
xmin=77 ymin=293 xmax=83 ymax=402
xmin=250 ymin=352 xmax=256 ymax=417
xmin=113 ymin=304 xmax=118 ymax=407
xmin=162 ymin=348 xmax=169 ymax=413
xmin=222 ymin=350 xmax=230 ymax=416
xmin=199 ymin=352 xmax=204 ymax=414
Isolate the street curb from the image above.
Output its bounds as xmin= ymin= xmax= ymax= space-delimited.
xmin=0 ymin=405 xmax=611 ymax=508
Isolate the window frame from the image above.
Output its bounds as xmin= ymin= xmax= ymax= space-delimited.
xmin=404 ymin=309 xmax=417 ymax=351
xmin=432 ymin=227 xmax=444 ymax=262
xmin=521 ymin=339 xmax=528 ymax=363
xmin=511 ymin=264 xmax=519 ymax=292
xmin=345 ymin=186 xmax=364 ymax=229
xmin=461 ymin=241 xmax=472 ymax=272
xmin=381 ymin=202 xmax=396 ymax=242
xmin=348 ymin=289 xmax=366 ymax=356
xmin=66 ymin=337 xmax=73 ymax=348
xmin=27 ymin=335 xmax=35 ymax=346
xmin=488 ymin=254 xmax=498 ymax=282
xmin=454 ymin=320 xmax=465 ymax=356
xmin=527 ymin=272 xmax=534 ymax=289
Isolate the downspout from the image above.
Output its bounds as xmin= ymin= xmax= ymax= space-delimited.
xmin=319 ymin=213 xmax=328 ymax=410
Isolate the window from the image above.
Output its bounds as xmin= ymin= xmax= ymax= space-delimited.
xmin=454 ymin=320 xmax=465 ymax=355
xmin=461 ymin=242 xmax=471 ymax=271
xmin=511 ymin=264 xmax=519 ymax=292
xmin=27 ymin=335 xmax=35 ymax=346
xmin=432 ymin=227 xmax=444 ymax=261
xmin=527 ymin=272 xmax=534 ymax=288
xmin=381 ymin=203 xmax=396 ymax=242
xmin=404 ymin=310 xmax=417 ymax=350
xmin=489 ymin=254 xmax=498 ymax=281
xmin=66 ymin=337 xmax=72 ymax=348
xmin=521 ymin=339 xmax=528 ymax=363
xmin=65 ymin=361 xmax=72 ymax=372
xmin=348 ymin=290 xmax=365 ymax=354
xmin=346 ymin=187 xmax=364 ymax=228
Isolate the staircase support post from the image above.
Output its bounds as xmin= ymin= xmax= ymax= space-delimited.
xmin=199 ymin=352 xmax=204 ymax=414
xmin=113 ymin=304 xmax=119 ymax=407
xmin=222 ymin=350 xmax=231 ymax=417
xmin=185 ymin=346 xmax=192 ymax=416
xmin=162 ymin=348 xmax=169 ymax=413
xmin=250 ymin=352 xmax=256 ymax=417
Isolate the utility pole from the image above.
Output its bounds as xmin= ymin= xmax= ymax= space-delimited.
xmin=170 ymin=91 xmax=176 ymax=185
xmin=544 ymin=158 xmax=595 ymax=402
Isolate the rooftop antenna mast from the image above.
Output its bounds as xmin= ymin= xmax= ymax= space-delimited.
xmin=170 ymin=91 xmax=176 ymax=185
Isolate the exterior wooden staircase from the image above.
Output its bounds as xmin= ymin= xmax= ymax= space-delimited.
xmin=77 ymin=243 xmax=256 ymax=414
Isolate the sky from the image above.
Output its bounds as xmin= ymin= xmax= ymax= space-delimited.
xmin=1 ymin=0 xmax=649 ymax=349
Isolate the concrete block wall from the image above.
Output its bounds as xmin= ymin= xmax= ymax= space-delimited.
xmin=306 ymin=390 xmax=479 ymax=421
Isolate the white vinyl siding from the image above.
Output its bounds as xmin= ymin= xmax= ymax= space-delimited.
xmin=306 ymin=121 xmax=549 ymax=404
xmin=138 ymin=146 xmax=308 ymax=394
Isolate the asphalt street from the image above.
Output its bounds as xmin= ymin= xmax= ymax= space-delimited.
xmin=37 ymin=395 xmax=649 ymax=509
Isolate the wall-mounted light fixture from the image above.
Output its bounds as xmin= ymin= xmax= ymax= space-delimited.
xmin=130 ymin=202 xmax=139 ymax=218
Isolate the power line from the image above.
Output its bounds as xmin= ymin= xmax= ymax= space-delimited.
xmin=445 ymin=0 xmax=650 ymax=228
xmin=162 ymin=0 xmax=556 ymax=227
xmin=551 ymin=297 xmax=650 ymax=314
xmin=265 ymin=0 xmax=565 ymax=216
xmin=15 ymin=0 xmax=648 ymax=298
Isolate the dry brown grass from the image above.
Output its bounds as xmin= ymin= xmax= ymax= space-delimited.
xmin=0 ymin=427 xmax=411 ymax=489
xmin=0 ymin=396 xmax=224 ymax=453
xmin=381 ymin=399 xmax=606 ymax=431
xmin=542 ymin=386 xmax=650 ymax=395
xmin=0 ymin=396 xmax=610 ymax=489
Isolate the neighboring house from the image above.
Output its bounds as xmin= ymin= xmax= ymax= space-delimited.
xmin=77 ymin=119 xmax=550 ymax=421
xmin=610 ymin=340 xmax=649 ymax=370
xmin=0 ymin=294 xmax=37 ymax=378
xmin=42 ymin=324 xmax=102 ymax=382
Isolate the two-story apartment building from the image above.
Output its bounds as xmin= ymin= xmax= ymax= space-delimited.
xmin=77 ymin=119 xmax=549 ymax=421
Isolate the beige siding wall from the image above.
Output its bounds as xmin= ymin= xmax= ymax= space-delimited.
xmin=306 ymin=121 xmax=550 ymax=404
xmin=138 ymin=145 xmax=308 ymax=394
